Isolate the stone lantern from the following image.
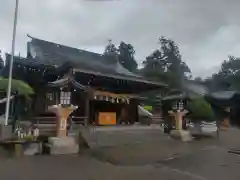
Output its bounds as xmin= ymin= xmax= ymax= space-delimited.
xmin=162 ymin=92 xmax=192 ymax=141
xmin=204 ymin=91 xmax=240 ymax=130
xmin=47 ymin=104 xmax=79 ymax=155
xmin=48 ymin=104 xmax=78 ymax=137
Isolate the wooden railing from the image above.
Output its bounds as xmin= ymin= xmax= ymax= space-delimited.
xmin=32 ymin=116 xmax=57 ymax=136
xmin=71 ymin=116 xmax=87 ymax=125
xmin=31 ymin=116 xmax=88 ymax=136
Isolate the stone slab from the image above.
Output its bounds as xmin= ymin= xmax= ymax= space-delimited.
xmin=0 ymin=125 xmax=12 ymax=141
xmin=23 ymin=143 xmax=42 ymax=155
xmin=48 ymin=137 xmax=79 ymax=155
xmin=170 ymin=130 xmax=192 ymax=142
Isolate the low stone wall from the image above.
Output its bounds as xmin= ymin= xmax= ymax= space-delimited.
xmin=48 ymin=137 xmax=79 ymax=155
xmin=0 ymin=125 xmax=12 ymax=141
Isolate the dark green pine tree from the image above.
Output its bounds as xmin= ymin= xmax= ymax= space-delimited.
xmin=118 ymin=41 xmax=138 ymax=72
xmin=103 ymin=39 xmax=119 ymax=62
xmin=141 ymin=36 xmax=191 ymax=89
xmin=206 ymin=56 xmax=240 ymax=91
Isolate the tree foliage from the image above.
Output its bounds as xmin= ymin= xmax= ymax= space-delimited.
xmin=205 ymin=56 xmax=240 ymax=92
xmin=141 ymin=37 xmax=191 ymax=89
xmin=0 ymin=77 xmax=34 ymax=96
xmin=103 ymin=40 xmax=118 ymax=62
xmin=103 ymin=40 xmax=138 ymax=72
xmin=187 ymin=98 xmax=214 ymax=122
xmin=118 ymin=41 xmax=138 ymax=72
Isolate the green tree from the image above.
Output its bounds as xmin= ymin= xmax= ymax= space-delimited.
xmin=103 ymin=39 xmax=118 ymax=61
xmin=206 ymin=56 xmax=240 ymax=91
xmin=0 ymin=78 xmax=34 ymax=127
xmin=118 ymin=41 xmax=138 ymax=72
xmin=141 ymin=36 xmax=191 ymax=89
xmin=187 ymin=98 xmax=214 ymax=122
xmin=0 ymin=77 xmax=34 ymax=96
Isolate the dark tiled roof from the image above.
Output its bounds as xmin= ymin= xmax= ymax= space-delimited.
xmin=28 ymin=36 xmax=139 ymax=77
xmin=27 ymin=36 xmax=166 ymax=87
xmin=204 ymin=90 xmax=240 ymax=107
xmin=209 ymin=91 xmax=240 ymax=100
xmin=4 ymin=53 xmax=54 ymax=69
xmin=1 ymin=54 xmax=29 ymax=77
xmin=162 ymin=92 xmax=190 ymax=101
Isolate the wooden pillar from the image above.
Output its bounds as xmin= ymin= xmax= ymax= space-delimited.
xmin=221 ymin=107 xmax=230 ymax=129
xmin=84 ymin=91 xmax=90 ymax=126
xmin=135 ymin=99 xmax=139 ymax=123
xmin=129 ymin=99 xmax=138 ymax=124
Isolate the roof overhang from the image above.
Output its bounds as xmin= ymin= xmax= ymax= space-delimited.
xmin=73 ymin=68 xmax=167 ymax=88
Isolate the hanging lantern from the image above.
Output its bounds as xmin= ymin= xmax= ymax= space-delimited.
xmin=111 ymin=98 xmax=115 ymax=103
xmin=106 ymin=96 xmax=109 ymax=101
xmin=172 ymin=101 xmax=179 ymax=111
xmin=178 ymin=100 xmax=184 ymax=110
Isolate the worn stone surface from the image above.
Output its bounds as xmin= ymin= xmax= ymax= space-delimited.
xmin=0 ymin=125 xmax=12 ymax=141
xmin=0 ymin=126 xmax=239 ymax=179
xmin=23 ymin=143 xmax=42 ymax=156
xmin=48 ymin=137 xmax=78 ymax=155
xmin=170 ymin=130 xmax=193 ymax=142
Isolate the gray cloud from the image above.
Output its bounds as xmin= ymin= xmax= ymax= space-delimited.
xmin=1 ymin=0 xmax=240 ymax=77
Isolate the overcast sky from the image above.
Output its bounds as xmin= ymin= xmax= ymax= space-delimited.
xmin=1 ymin=0 xmax=240 ymax=78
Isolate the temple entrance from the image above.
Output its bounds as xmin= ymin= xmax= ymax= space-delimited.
xmin=90 ymin=100 xmax=135 ymax=125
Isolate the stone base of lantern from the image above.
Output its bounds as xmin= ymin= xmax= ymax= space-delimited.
xmin=170 ymin=130 xmax=192 ymax=142
xmin=0 ymin=125 xmax=12 ymax=141
xmin=48 ymin=137 xmax=79 ymax=155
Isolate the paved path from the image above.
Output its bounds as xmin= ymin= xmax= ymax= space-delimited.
xmin=0 ymin=126 xmax=240 ymax=179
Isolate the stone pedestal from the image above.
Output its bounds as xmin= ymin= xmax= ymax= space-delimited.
xmin=23 ymin=143 xmax=42 ymax=155
xmin=220 ymin=107 xmax=230 ymax=130
xmin=170 ymin=130 xmax=192 ymax=142
xmin=0 ymin=125 xmax=12 ymax=141
xmin=48 ymin=137 xmax=78 ymax=155
xmin=221 ymin=118 xmax=230 ymax=130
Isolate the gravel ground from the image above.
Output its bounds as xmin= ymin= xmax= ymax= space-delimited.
xmin=0 ymin=126 xmax=240 ymax=180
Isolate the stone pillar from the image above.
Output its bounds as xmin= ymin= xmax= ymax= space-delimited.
xmin=169 ymin=110 xmax=191 ymax=142
xmin=48 ymin=105 xmax=78 ymax=137
xmin=221 ymin=107 xmax=230 ymax=129
xmin=175 ymin=111 xmax=183 ymax=130
xmin=169 ymin=110 xmax=188 ymax=130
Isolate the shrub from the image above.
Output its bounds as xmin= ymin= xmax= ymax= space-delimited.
xmin=187 ymin=97 xmax=214 ymax=122
xmin=0 ymin=77 xmax=34 ymax=96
